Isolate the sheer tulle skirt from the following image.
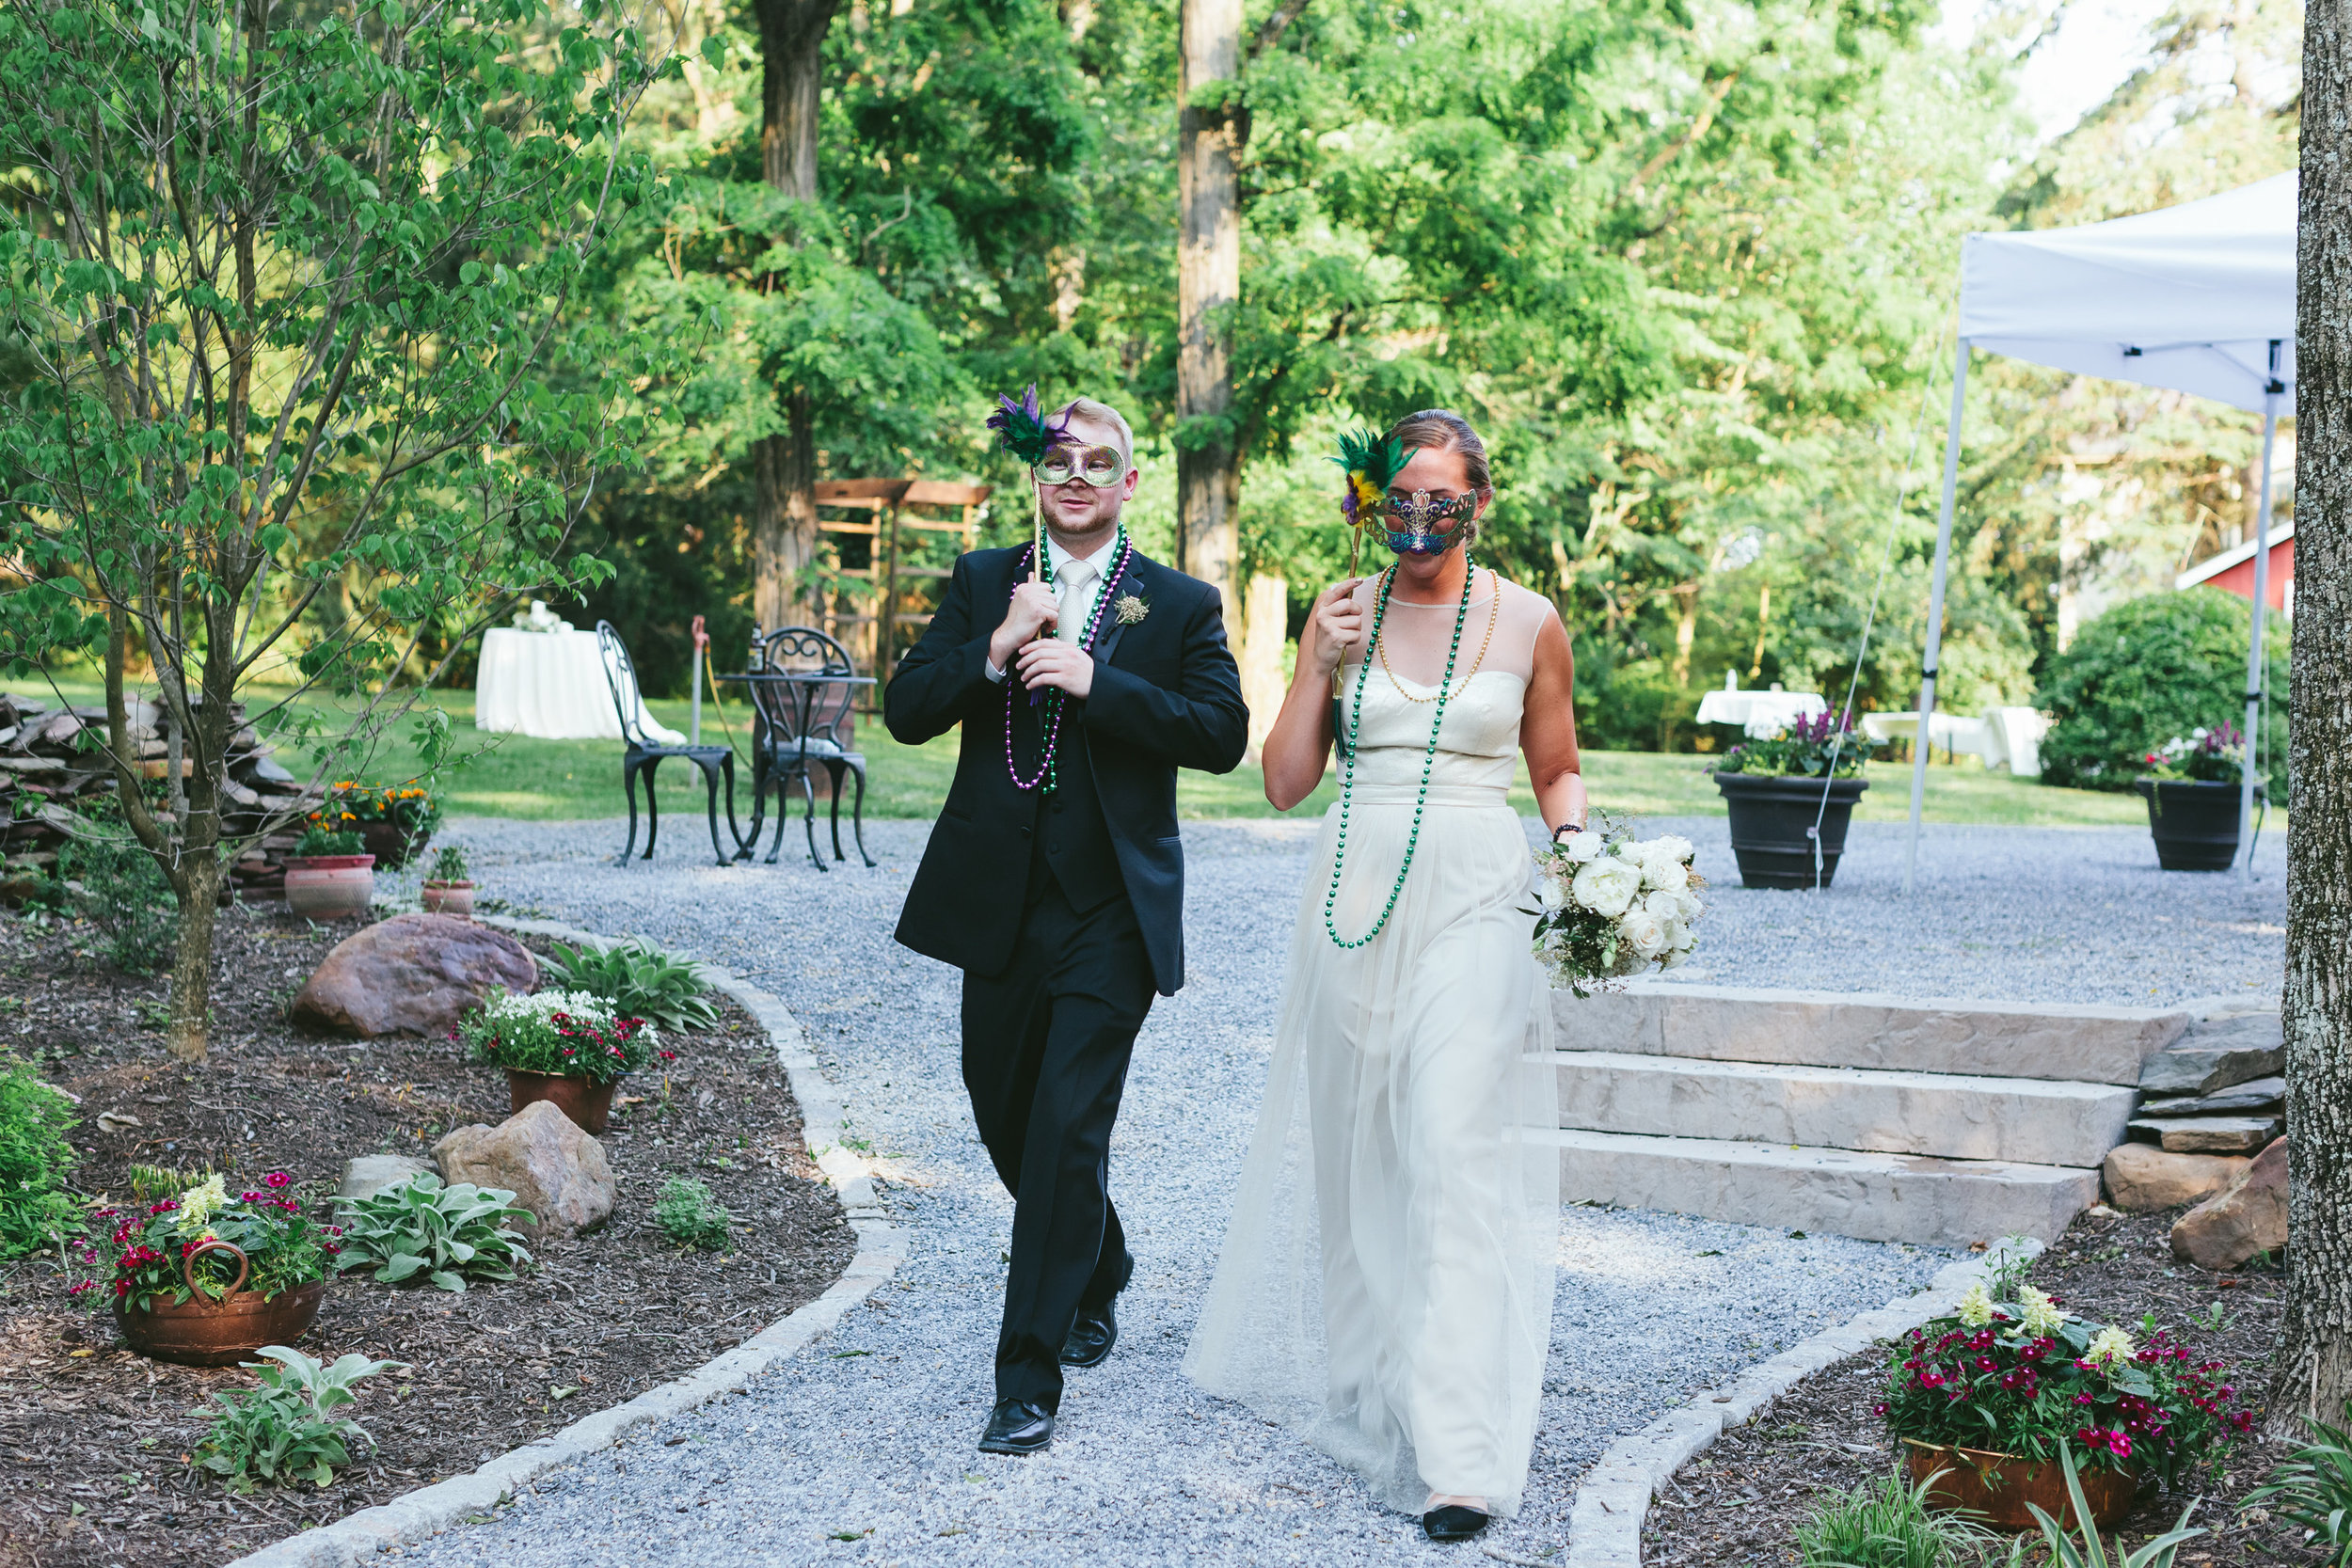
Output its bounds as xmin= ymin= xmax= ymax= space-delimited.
xmin=1184 ymin=784 xmax=1559 ymax=1517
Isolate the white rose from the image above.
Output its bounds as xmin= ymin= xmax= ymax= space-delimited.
xmin=1619 ymin=908 xmax=1670 ymax=960
xmin=1562 ymin=829 xmax=1608 ymax=863
xmin=1668 ymin=920 xmax=1697 ymax=953
xmin=1537 ymin=877 xmax=1567 ymax=911
xmin=1571 ymin=856 xmax=1644 ymax=918
xmin=1641 ymin=888 xmax=1684 ymax=921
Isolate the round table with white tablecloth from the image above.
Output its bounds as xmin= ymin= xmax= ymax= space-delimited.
xmin=1693 ymin=687 xmax=1828 ymax=737
xmin=474 ymin=627 xmax=684 ymax=743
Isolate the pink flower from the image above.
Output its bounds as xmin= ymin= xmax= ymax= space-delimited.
xmin=264 ymin=1172 xmax=292 ymax=1189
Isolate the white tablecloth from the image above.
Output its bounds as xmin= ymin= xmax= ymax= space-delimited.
xmin=1694 ymin=688 xmax=1828 ymax=737
xmin=475 ymin=627 xmax=684 ymax=743
xmin=1860 ymin=706 xmax=2049 ymax=775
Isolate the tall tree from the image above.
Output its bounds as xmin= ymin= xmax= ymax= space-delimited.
xmin=2271 ymin=0 xmax=2352 ymax=1440
xmin=1176 ymin=0 xmax=1240 ymax=632
xmin=752 ymin=0 xmax=842 ymax=630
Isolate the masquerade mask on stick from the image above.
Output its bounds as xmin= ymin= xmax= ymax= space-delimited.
xmin=986 ymin=383 xmax=1073 ymax=577
xmin=1333 ymin=428 xmax=1417 ymax=578
xmin=1379 ymin=487 xmax=1486 ymax=555
xmin=1035 ymin=444 xmax=1126 ymax=488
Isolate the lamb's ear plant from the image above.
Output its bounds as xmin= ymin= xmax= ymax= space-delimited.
xmin=196 ymin=1346 xmax=406 ymax=1492
xmin=1793 ymin=1466 xmax=1996 ymax=1568
xmin=541 ymin=939 xmax=721 ymax=1031
xmin=333 ymin=1174 xmax=533 ymax=1292
xmin=2242 ymin=1399 xmax=2352 ymax=1565
xmin=2019 ymin=1443 xmax=2204 ymax=1568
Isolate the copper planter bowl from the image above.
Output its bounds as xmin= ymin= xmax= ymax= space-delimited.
xmin=358 ymin=819 xmax=432 ymax=870
xmin=505 ymin=1069 xmax=614 ymax=1134
xmin=1904 ymin=1439 xmax=2140 ymax=1532
xmin=113 ymin=1241 xmax=327 ymax=1367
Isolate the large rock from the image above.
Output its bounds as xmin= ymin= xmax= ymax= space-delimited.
xmin=2171 ymin=1136 xmax=2289 ymax=1270
xmin=2103 ymin=1143 xmax=2248 ymax=1212
xmin=2137 ymin=1075 xmax=2285 ymax=1118
xmin=339 ymin=1154 xmax=433 ymax=1202
xmin=433 ymin=1100 xmax=613 ymax=1238
xmin=292 ymin=912 xmax=536 ymax=1037
xmin=2128 ymin=1114 xmax=2282 ymax=1153
xmin=2139 ymin=1013 xmax=2284 ymax=1096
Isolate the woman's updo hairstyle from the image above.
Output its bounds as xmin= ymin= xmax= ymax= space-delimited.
xmin=1383 ymin=408 xmax=1493 ymax=496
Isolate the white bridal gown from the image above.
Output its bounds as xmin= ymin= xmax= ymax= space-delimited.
xmin=1185 ymin=570 xmax=1561 ymax=1518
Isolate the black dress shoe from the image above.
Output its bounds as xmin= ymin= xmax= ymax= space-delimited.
xmin=1060 ymin=1295 xmax=1118 ymax=1367
xmin=1422 ymin=1505 xmax=1492 ymax=1543
xmin=977 ymin=1398 xmax=1054 ymax=1456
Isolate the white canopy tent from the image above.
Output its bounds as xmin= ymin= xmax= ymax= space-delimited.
xmin=1908 ymin=173 xmax=2297 ymax=888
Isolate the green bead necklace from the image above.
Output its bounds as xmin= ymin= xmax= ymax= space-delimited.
xmin=1323 ymin=557 xmax=1478 ymax=950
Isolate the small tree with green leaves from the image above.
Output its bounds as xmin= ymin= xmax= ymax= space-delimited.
xmin=0 ymin=0 xmax=680 ymax=1061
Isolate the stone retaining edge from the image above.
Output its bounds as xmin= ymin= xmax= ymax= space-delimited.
xmin=1561 ymin=1239 xmax=2042 ymax=1568
xmin=227 ymin=914 xmax=905 ymax=1568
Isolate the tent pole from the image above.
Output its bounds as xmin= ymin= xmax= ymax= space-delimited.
xmin=1905 ymin=336 xmax=1969 ymax=895
xmin=2237 ymin=341 xmax=2282 ymax=879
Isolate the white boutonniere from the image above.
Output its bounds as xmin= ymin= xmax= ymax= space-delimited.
xmin=1114 ymin=593 xmax=1150 ymax=626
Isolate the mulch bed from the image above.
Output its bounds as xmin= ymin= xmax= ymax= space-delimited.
xmin=1644 ymin=1209 xmax=2323 ymax=1565
xmin=0 ymin=905 xmax=855 ymax=1568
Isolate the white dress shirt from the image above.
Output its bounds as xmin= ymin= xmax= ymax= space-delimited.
xmin=986 ymin=532 xmax=1120 ymax=683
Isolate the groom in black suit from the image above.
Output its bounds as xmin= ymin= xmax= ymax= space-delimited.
xmin=886 ymin=398 xmax=1248 ymax=1456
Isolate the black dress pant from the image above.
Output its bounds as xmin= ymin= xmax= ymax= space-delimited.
xmin=961 ymin=878 xmax=1153 ymax=1412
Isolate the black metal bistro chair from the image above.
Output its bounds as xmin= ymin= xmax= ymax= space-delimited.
xmin=595 ymin=621 xmax=741 ymax=866
xmin=742 ymin=625 xmax=875 ymax=871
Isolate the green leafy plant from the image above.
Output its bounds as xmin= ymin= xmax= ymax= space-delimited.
xmin=0 ymin=1061 xmax=80 ymax=1258
xmin=332 ymin=1174 xmax=533 ymax=1292
xmin=195 ymin=1346 xmax=406 ymax=1493
xmin=1795 ymin=1468 xmax=1995 ymax=1568
xmin=427 ymin=845 xmax=471 ymax=883
xmin=2011 ymin=1443 xmax=2204 ymax=1567
xmin=292 ymin=825 xmax=366 ymax=859
xmin=460 ymin=988 xmax=672 ymax=1085
xmin=57 ymin=832 xmax=173 ymax=974
xmin=2242 ymin=1399 xmax=2352 ymax=1565
xmin=1717 ymin=710 xmax=1878 ymax=779
xmin=540 ymin=940 xmax=721 ymax=1032
xmin=90 ymin=1173 xmax=336 ymax=1310
xmin=322 ymin=783 xmax=443 ymax=844
xmin=2137 ymin=722 xmax=2255 ymax=786
xmin=125 ymin=1163 xmax=213 ymax=1204
xmin=654 ymin=1176 xmax=733 ymax=1250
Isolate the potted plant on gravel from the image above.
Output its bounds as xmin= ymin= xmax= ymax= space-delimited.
xmin=1710 ymin=711 xmax=1878 ymax=889
xmin=420 ymin=844 xmax=475 ymax=917
xmin=280 ymin=824 xmax=375 ymax=921
xmin=457 ymin=988 xmax=673 ymax=1133
xmin=321 ymin=782 xmax=443 ymax=869
xmin=77 ymin=1172 xmax=342 ymax=1366
xmin=2134 ymin=723 xmax=2260 ymax=872
xmin=1880 ymin=1271 xmax=2254 ymax=1531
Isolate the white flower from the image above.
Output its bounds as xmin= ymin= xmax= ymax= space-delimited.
xmin=2085 ymin=1325 xmax=2136 ymax=1369
xmin=1537 ymin=877 xmax=1567 ymax=911
xmin=1642 ymin=888 xmax=1686 ymax=921
xmin=1667 ymin=920 xmax=1696 ymax=953
xmin=1572 ymin=857 xmax=1645 ymax=918
xmin=175 ymin=1174 xmax=230 ymax=1236
xmin=2018 ymin=1284 xmax=2066 ymax=1337
xmin=1619 ymin=908 xmax=1670 ymax=960
xmin=1955 ymin=1281 xmax=1994 ymax=1328
xmin=1562 ymin=830 xmax=1608 ymax=863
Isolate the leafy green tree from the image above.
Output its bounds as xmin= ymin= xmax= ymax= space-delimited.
xmin=0 ymin=0 xmax=666 ymax=1059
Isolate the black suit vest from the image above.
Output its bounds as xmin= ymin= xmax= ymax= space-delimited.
xmin=1008 ymin=681 xmax=1121 ymax=911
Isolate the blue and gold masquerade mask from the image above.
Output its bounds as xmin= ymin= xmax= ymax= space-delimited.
xmin=1379 ymin=487 xmax=1486 ymax=555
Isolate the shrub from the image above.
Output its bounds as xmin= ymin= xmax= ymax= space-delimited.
xmin=195 ymin=1346 xmax=405 ymax=1493
xmin=0 ymin=1062 xmax=81 ymax=1259
xmin=2243 ymin=1399 xmax=2352 ymax=1566
xmin=541 ymin=939 xmax=721 ymax=1032
xmin=654 ymin=1176 xmax=732 ymax=1250
xmin=460 ymin=988 xmax=671 ymax=1085
xmin=1794 ymin=1469 xmax=1994 ymax=1568
xmin=95 ymin=1173 xmax=336 ymax=1309
xmin=57 ymin=832 xmax=173 ymax=974
xmin=1880 ymin=1278 xmax=2252 ymax=1488
xmin=332 ymin=1174 xmax=533 ymax=1291
xmin=2038 ymin=589 xmax=2289 ymax=801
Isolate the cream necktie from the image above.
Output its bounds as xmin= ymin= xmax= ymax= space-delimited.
xmin=1056 ymin=561 xmax=1098 ymax=645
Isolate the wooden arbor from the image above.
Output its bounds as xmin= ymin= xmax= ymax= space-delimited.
xmin=810 ymin=478 xmax=993 ymax=697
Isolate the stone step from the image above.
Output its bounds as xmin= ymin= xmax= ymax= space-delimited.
xmin=1554 ymin=984 xmax=2186 ymax=1085
xmin=1552 ymin=1052 xmax=2137 ymax=1167
xmin=1548 ymin=1128 xmax=2099 ymax=1249
xmin=2126 ymin=1115 xmax=2281 ymax=1154
xmin=2138 ymin=1013 xmax=2284 ymax=1095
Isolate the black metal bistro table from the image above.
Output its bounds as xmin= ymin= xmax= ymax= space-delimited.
xmin=714 ymin=668 xmax=879 ymax=870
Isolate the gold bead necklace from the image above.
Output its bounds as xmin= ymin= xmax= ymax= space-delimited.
xmin=1380 ymin=568 xmax=1501 ymax=703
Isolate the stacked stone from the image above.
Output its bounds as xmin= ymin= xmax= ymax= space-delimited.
xmin=2100 ymin=1008 xmax=2288 ymax=1270
xmin=0 ymin=689 xmax=318 ymax=898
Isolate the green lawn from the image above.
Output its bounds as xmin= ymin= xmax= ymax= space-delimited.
xmin=7 ymin=673 xmax=2158 ymax=830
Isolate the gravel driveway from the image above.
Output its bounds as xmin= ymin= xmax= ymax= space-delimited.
xmin=383 ymin=813 xmax=2280 ymax=1567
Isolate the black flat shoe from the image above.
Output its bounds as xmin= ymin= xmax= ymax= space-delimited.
xmin=1422 ymin=1505 xmax=1491 ymax=1543
xmin=977 ymin=1398 xmax=1054 ymax=1456
xmin=1060 ymin=1296 xmax=1118 ymax=1367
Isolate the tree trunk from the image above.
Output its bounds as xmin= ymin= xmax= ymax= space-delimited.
xmin=752 ymin=0 xmax=838 ymax=631
xmin=2269 ymin=0 xmax=2352 ymax=1440
xmin=165 ymin=856 xmax=222 ymax=1064
xmin=1177 ymin=0 xmax=1243 ymax=641
xmin=1671 ymin=581 xmax=1699 ymax=687
xmin=1240 ymin=571 xmax=1288 ymax=760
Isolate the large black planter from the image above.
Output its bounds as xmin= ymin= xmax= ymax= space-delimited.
xmin=2134 ymin=779 xmax=2242 ymax=871
xmin=1713 ymin=771 xmax=1869 ymax=890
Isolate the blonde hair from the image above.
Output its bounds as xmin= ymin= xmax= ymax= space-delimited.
xmin=1054 ymin=397 xmax=1136 ymax=469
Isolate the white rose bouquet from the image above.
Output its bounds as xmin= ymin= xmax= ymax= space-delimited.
xmin=1529 ymin=813 xmax=1705 ymax=995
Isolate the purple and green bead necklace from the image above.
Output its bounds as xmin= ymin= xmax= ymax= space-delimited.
xmin=1004 ymin=525 xmax=1135 ymax=794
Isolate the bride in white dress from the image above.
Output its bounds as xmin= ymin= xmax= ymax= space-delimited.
xmin=1185 ymin=410 xmax=1586 ymax=1544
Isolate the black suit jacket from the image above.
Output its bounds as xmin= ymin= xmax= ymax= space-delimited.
xmin=885 ymin=545 xmax=1248 ymax=995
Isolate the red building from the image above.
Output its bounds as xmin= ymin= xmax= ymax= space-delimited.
xmin=2177 ymin=520 xmax=2294 ymax=612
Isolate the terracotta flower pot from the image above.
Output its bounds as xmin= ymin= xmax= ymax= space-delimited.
xmin=114 ymin=1240 xmax=327 ymax=1367
xmin=504 ymin=1069 xmax=614 ymax=1134
xmin=1903 ymin=1439 xmax=2140 ymax=1532
xmin=358 ymin=819 xmax=430 ymax=869
xmin=282 ymin=854 xmax=376 ymax=920
xmin=421 ymin=879 xmax=476 ymax=917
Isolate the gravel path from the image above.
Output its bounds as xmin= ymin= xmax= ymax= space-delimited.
xmin=380 ymin=812 xmax=2280 ymax=1568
